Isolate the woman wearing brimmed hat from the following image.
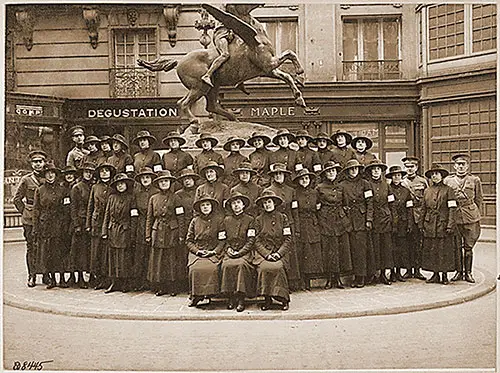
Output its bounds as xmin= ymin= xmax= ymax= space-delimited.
xmin=161 ymin=131 xmax=193 ymax=176
xmin=292 ymin=168 xmax=323 ymax=290
xmin=145 ymin=170 xmax=186 ymax=296
xmin=185 ymin=195 xmax=225 ymax=307
xmin=351 ymin=136 xmax=377 ymax=167
xmin=193 ymin=133 xmax=224 ymax=174
xmin=195 ymin=161 xmax=229 ymax=214
xmin=131 ymin=167 xmax=159 ymax=291
xmin=420 ymin=163 xmax=457 ymax=285
xmin=69 ymin=162 xmax=95 ymax=289
xmin=314 ymin=132 xmax=335 ymax=165
xmin=270 ymin=129 xmax=297 ymax=174
xmin=316 ymin=161 xmax=351 ymax=289
xmin=364 ymin=159 xmax=394 ymax=286
xmin=222 ymin=136 xmax=248 ymax=188
xmin=132 ymin=130 xmax=161 ymax=172
xmin=86 ymin=162 xmax=116 ymax=290
xmin=253 ymin=189 xmax=291 ymax=311
xmin=294 ymin=130 xmax=322 ymax=177
xmin=33 ymin=162 xmax=66 ymax=289
xmin=107 ymin=134 xmax=134 ymax=174
xmin=97 ymin=135 xmax=113 ymax=166
xmin=339 ymin=159 xmax=375 ymax=288
xmin=264 ymin=162 xmax=301 ymax=290
xmin=230 ymin=161 xmax=261 ymax=217
xmin=331 ymin=130 xmax=356 ymax=168
xmin=248 ymin=132 xmax=272 ymax=188
xmin=101 ymin=173 xmax=138 ymax=293
xmin=220 ymin=191 xmax=257 ymax=312
xmin=386 ymin=165 xmax=413 ymax=283
xmin=82 ymin=135 xmax=101 ymax=166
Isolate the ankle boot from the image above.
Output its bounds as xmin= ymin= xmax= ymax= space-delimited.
xmin=426 ymin=272 xmax=440 ymax=283
xmin=441 ymin=272 xmax=449 ymax=285
xmin=261 ymin=296 xmax=273 ymax=310
xmin=236 ymin=294 xmax=245 ymax=312
xmin=464 ymin=252 xmax=475 ymax=283
xmin=46 ymin=273 xmax=56 ymax=289
xmin=380 ymin=271 xmax=392 ymax=285
xmin=390 ymin=269 xmax=397 ymax=283
xmin=324 ymin=274 xmax=333 ymax=289
xmin=27 ymin=275 xmax=36 ymax=288
xmin=402 ymin=268 xmax=413 ymax=279
xmin=395 ymin=268 xmax=406 ymax=282
xmin=59 ymin=272 xmax=69 ymax=288
xmin=304 ymin=276 xmax=311 ymax=291
xmin=333 ymin=274 xmax=345 ymax=289
xmin=414 ymin=268 xmax=427 ymax=280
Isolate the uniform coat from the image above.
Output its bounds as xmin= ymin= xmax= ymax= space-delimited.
xmin=223 ymin=152 xmax=248 ymax=188
xmin=331 ymin=146 xmax=356 ymax=168
xmin=174 ymin=186 xmax=197 ymax=283
xmin=82 ymin=151 xmax=101 ymax=166
xmin=230 ymin=181 xmax=262 ymax=217
xmin=70 ymin=179 xmax=93 ymax=271
xmin=193 ymin=149 xmax=224 ymax=174
xmin=107 ymin=151 xmax=134 ymax=174
xmin=294 ymin=147 xmax=321 ymax=174
xmin=354 ymin=151 xmax=377 ymax=167
xmin=389 ymin=183 xmax=414 ymax=268
xmin=249 ymin=148 xmax=271 ymax=188
xmin=66 ymin=146 xmax=89 ymax=168
xmin=133 ymin=149 xmax=161 ymax=172
xmin=254 ymin=210 xmax=291 ymax=301
xmin=96 ymin=151 xmax=113 ymax=166
xmin=317 ymin=148 xmax=335 ymax=166
xmin=162 ymin=149 xmax=194 ymax=176
xmin=270 ymin=147 xmax=297 ymax=173
xmin=195 ymin=180 xmax=229 ymax=214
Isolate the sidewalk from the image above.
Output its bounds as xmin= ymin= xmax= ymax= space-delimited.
xmin=3 ymin=235 xmax=496 ymax=321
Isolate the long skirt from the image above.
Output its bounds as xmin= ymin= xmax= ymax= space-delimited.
xmin=256 ymin=260 xmax=290 ymax=301
xmin=108 ymin=247 xmax=133 ymax=278
xmin=393 ymin=235 xmax=409 ymax=268
xmin=299 ymin=240 xmax=323 ymax=276
xmin=422 ymin=236 xmax=455 ymax=272
xmin=348 ymin=230 xmax=374 ymax=277
xmin=132 ymin=242 xmax=149 ymax=280
xmin=371 ymin=232 xmax=394 ymax=270
xmin=188 ymin=258 xmax=220 ymax=296
xmin=38 ymin=236 xmax=63 ymax=273
xmin=406 ymin=228 xmax=423 ymax=269
xmin=70 ymin=231 xmax=90 ymax=271
xmin=220 ymin=258 xmax=256 ymax=296
xmin=147 ymin=247 xmax=179 ymax=283
xmin=321 ymin=233 xmax=352 ymax=274
xmin=90 ymin=236 xmax=108 ymax=277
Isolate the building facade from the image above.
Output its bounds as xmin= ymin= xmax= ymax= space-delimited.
xmin=4 ymin=3 xmax=497 ymax=224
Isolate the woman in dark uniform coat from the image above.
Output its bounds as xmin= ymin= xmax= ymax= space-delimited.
xmin=161 ymin=131 xmax=194 ymax=177
xmin=145 ymin=170 xmax=185 ymax=296
xmin=421 ymin=164 xmax=457 ymax=285
xmin=316 ymin=161 xmax=352 ymax=289
xmin=195 ymin=161 xmax=229 ymax=216
xmin=101 ymin=173 xmax=138 ymax=293
xmin=292 ymin=168 xmax=323 ymax=290
xmin=220 ymin=192 xmax=257 ymax=312
xmin=33 ymin=162 xmax=66 ymax=289
xmin=70 ymin=162 xmax=95 ymax=288
xmin=230 ymin=161 xmax=261 ymax=218
xmin=107 ymin=134 xmax=134 ymax=174
xmin=254 ymin=189 xmax=291 ymax=311
xmin=185 ymin=195 xmax=225 ymax=307
xmin=351 ymin=136 xmax=377 ymax=167
xmin=247 ymin=132 xmax=272 ymax=188
xmin=132 ymin=167 xmax=159 ymax=291
xmin=132 ymin=130 xmax=162 ymax=172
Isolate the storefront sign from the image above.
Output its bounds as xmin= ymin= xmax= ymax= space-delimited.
xmin=15 ymin=105 xmax=43 ymax=116
xmin=250 ymin=106 xmax=295 ymax=117
xmin=87 ymin=107 xmax=178 ymax=119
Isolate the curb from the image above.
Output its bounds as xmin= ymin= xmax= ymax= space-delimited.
xmin=4 ymin=267 xmax=496 ymax=321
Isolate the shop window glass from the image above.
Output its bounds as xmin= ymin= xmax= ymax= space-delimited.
xmin=428 ymin=4 xmax=465 ymax=60
xmin=472 ymin=4 xmax=497 ymax=53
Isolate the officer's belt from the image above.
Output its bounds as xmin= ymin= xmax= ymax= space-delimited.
xmin=458 ymin=200 xmax=475 ymax=208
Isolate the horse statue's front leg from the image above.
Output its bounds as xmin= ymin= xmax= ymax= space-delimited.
xmin=270 ymin=50 xmax=305 ymax=76
xmin=267 ymin=68 xmax=306 ymax=108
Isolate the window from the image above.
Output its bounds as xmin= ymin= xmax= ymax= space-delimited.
xmin=472 ymin=4 xmax=497 ymax=53
xmin=110 ymin=28 xmax=158 ymax=97
xmin=417 ymin=9 xmax=423 ymax=66
xmin=428 ymin=4 xmax=465 ymax=60
xmin=342 ymin=17 xmax=401 ymax=80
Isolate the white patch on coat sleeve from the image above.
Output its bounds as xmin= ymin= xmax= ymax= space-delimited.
xmin=125 ymin=165 xmax=134 ymax=172
xmin=364 ymin=190 xmax=373 ymax=198
xmin=247 ymin=229 xmax=256 ymax=237
xmin=153 ymin=165 xmax=162 ymax=172
xmin=406 ymin=200 xmax=414 ymax=208
xmin=283 ymin=227 xmax=291 ymax=236
xmin=388 ymin=194 xmax=395 ymax=202
xmin=291 ymin=201 xmax=298 ymax=209
xmin=175 ymin=206 xmax=184 ymax=215
xmin=218 ymin=231 xmax=227 ymax=240
xmin=448 ymin=200 xmax=457 ymax=208
xmin=130 ymin=208 xmax=139 ymax=217
xmin=63 ymin=197 xmax=71 ymax=205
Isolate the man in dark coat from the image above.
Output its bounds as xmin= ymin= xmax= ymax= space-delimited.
xmin=66 ymin=126 xmax=89 ymax=169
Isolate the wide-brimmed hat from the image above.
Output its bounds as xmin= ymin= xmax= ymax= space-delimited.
xmin=351 ymin=136 xmax=373 ymax=151
xmin=385 ymin=165 xmax=407 ymax=178
xmin=401 ymin=156 xmax=420 ymax=165
xmin=80 ymin=162 xmax=96 ymax=172
xmin=62 ymin=165 xmax=78 ymax=175
xmin=342 ymin=159 xmax=364 ymax=173
xmin=95 ymin=162 xmax=117 ymax=179
xmin=177 ymin=167 xmax=200 ymax=181
xmin=268 ymin=163 xmax=291 ymax=175
xmin=223 ymin=136 xmax=246 ymax=152
xmin=134 ymin=167 xmax=156 ymax=181
xmin=111 ymin=134 xmax=129 ymax=149
xmin=247 ymin=132 xmax=271 ymax=147
xmin=320 ymin=161 xmax=342 ymax=175
xmin=28 ymin=150 xmax=47 ymax=161
xmin=68 ymin=125 xmax=85 ymax=137
xmin=42 ymin=161 xmax=61 ymax=175
xmin=272 ymin=129 xmax=295 ymax=145
xmin=451 ymin=153 xmax=471 ymax=163
xmin=314 ymin=132 xmax=334 ymax=146
xmin=110 ymin=173 xmax=134 ymax=190
xmin=132 ymin=130 xmax=157 ymax=146
xmin=193 ymin=195 xmax=219 ymax=213
xmin=233 ymin=161 xmax=256 ymax=175
xmin=294 ymin=129 xmax=313 ymax=142
xmin=200 ymin=161 xmax=224 ymax=179
xmin=153 ymin=170 xmax=176 ymax=185
xmin=425 ymin=163 xmax=449 ymax=179
xmin=84 ymin=135 xmax=100 ymax=146
xmin=255 ymin=189 xmax=283 ymax=207
xmin=195 ymin=133 xmax=218 ymax=148
xmin=100 ymin=135 xmax=112 ymax=143
xmin=225 ymin=191 xmax=250 ymax=212
xmin=331 ymin=131 xmax=353 ymax=147
xmin=293 ymin=168 xmax=316 ymax=183
xmin=162 ymin=131 xmax=186 ymax=147
xmin=364 ymin=158 xmax=388 ymax=172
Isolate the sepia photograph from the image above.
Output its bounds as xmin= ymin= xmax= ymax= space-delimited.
xmin=2 ymin=1 xmax=497 ymax=371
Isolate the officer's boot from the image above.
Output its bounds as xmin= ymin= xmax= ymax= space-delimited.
xmin=464 ymin=251 xmax=475 ymax=283
xmin=380 ymin=270 xmax=392 ymax=285
xmin=451 ymin=248 xmax=464 ymax=281
xmin=390 ymin=268 xmax=397 ymax=283
xmin=441 ymin=272 xmax=449 ymax=285
xmin=333 ymin=273 xmax=345 ymax=289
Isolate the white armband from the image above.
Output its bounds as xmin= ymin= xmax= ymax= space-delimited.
xmin=406 ymin=200 xmax=414 ymax=208
xmin=247 ymin=229 xmax=256 ymax=237
xmin=130 ymin=208 xmax=139 ymax=217
xmin=295 ymin=163 xmax=304 ymax=171
xmin=125 ymin=165 xmax=134 ymax=172
xmin=316 ymin=203 xmax=322 ymax=210
xmin=63 ymin=197 xmax=71 ymax=205
xmin=218 ymin=230 xmax=227 ymax=240
xmin=187 ymin=165 xmax=193 ymax=170
xmin=364 ymin=190 xmax=373 ymax=198
xmin=291 ymin=200 xmax=298 ymax=209
xmin=153 ymin=165 xmax=162 ymax=172
xmin=313 ymin=164 xmax=322 ymax=172
xmin=175 ymin=206 xmax=184 ymax=215
xmin=448 ymin=200 xmax=457 ymax=208
xmin=388 ymin=194 xmax=395 ymax=203
xmin=283 ymin=227 xmax=292 ymax=236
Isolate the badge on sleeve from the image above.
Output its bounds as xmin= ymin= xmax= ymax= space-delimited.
xmin=406 ymin=200 xmax=414 ymax=208
xmin=291 ymin=201 xmax=298 ymax=209
xmin=63 ymin=197 xmax=71 ymax=205
xmin=153 ymin=165 xmax=162 ymax=172
xmin=175 ymin=206 xmax=184 ymax=215
xmin=247 ymin=229 xmax=256 ymax=237
xmin=313 ymin=164 xmax=322 ymax=172
xmin=130 ymin=208 xmax=139 ymax=217
xmin=364 ymin=190 xmax=373 ymax=198
xmin=316 ymin=203 xmax=322 ymax=210
xmin=295 ymin=163 xmax=304 ymax=171
xmin=283 ymin=227 xmax=291 ymax=236
xmin=388 ymin=194 xmax=395 ymax=202
xmin=218 ymin=230 xmax=227 ymax=240
xmin=448 ymin=200 xmax=457 ymax=208
xmin=125 ymin=165 xmax=134 ymax=172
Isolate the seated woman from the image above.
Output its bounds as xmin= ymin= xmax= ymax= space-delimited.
xmin=254 ymin=189 xmax=292 ymax=311
xmin=185 ymin=195 xmax=225 ymax=307
xmin=220 ymin=191 xmax=257 ymax=312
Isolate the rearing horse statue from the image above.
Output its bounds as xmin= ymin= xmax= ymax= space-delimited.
xmin=137 ymin=3 xmax=306 ymax=127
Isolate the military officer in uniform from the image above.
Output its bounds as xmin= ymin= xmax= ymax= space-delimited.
xmin=14 ymin=150 xmax=47 ymax=287
xmin=401 ymin=156 xmax=428 ymax=280
xmin=444 ymin=154 xmax=483 ymax=283
xmin=66 ymin=126 xmax=89 ymax=168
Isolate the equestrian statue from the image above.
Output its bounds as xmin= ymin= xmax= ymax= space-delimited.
xmin=137 ymin=4 xmax=306 ymax=129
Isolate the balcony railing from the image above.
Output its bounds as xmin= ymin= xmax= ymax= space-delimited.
xmin=109 ymin=67 xmax=158 ymax=98
xmin=342 ymin=60 xmax=402 ymax=81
